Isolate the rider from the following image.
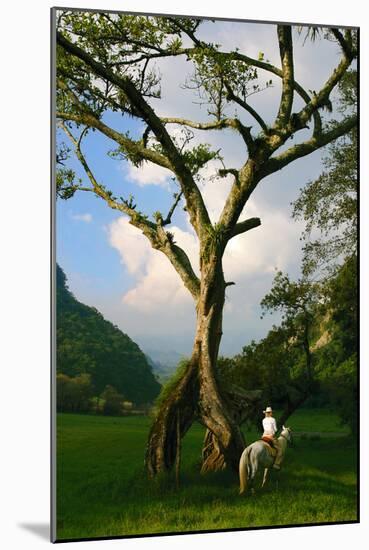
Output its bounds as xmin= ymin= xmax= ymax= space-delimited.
xmin=262 ymin=406 xmax=283 ymax=470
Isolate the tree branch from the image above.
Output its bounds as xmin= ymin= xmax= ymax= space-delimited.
xmin=161 ymin=117 xmax=233 ymax=131
xmin=57 ymin=31 xmax=212 ymax=240
xmin=330 ymin=28 xmax=355 ymax=58
xmin=275 ymin=25 xmax=294 ymax=129
xmin=58 ymin=66 xmax=125 ymax=114
xmin=292 ymin=50 xmax=354 ymax=131
xmin=218 ymin=168 xmax=240 ymax=184
xmin=59 ymin=123 xmax=200 ymax=300
xmin=170 ymin=19 xmax=203 ymax=48
xmin=161 ymin=115 xmax=255 ymax=153
xmin=225 ymin=50 xmax=322 ymax=137
xmin=56 ymin=79 xmax=172 ymax=170
xmin=259 ymin=115 xmax=357 ymax=179
xmin=59 ymin=122 xmax=152 ymax=224
xmin=229 ymin=217 xmax=261 ymax=239
xmin=224 ymin=83 xmax=269 ymax=134
xmin=163 ymin=191 xmax=184 ymax=226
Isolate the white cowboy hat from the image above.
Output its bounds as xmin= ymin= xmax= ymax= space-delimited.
xmin=263 ymin=406 xmax=273 ymax=413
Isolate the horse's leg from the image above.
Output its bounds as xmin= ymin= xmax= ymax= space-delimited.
xmin=261 ymin=468 xmax=269 ymax=488
xmin=249 ymin=457 xmax=257 ymax=495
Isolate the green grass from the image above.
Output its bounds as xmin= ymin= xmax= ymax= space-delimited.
xmin=56 ymin=409 xmax=357 ymax=541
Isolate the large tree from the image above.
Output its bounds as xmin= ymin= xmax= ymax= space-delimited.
xmin=54 ymin=11 xmax=357 ymax=477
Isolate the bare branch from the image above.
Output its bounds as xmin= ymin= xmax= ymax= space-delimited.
xmin=218 ymin=168 xmax=239 ymax=183
xmin=330 ymin=28 xmax=355 ymax=58
xmin=162 ymin=192 xmax=184 ymax=226
xmin=170 ymin=19 xmax=203 ymax=48
xmin=275 ymin=25 xmax=294 ymax=129
xmin=225 ymin=83 xmax=269 ymax=134
xmin=58 ymin=66 xmax=124 ymax=114
xmin=225 ymin=50 xmax=322 ymax=137
xmin=229 ymin=217 xmax=261 ymax=239
xmin=292 ymin=51 xmax=354 ymax=131
xmin=259 ymin=115 xmax=357 ymax=179
xmin=161 ymin=117 xmax=232 ymax=131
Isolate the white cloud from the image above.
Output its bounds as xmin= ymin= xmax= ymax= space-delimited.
xmin=108 ymin=217 xmax=152 ymax=275
xmin=107 ymin=197 xmax=302 ymax=316
xmin=126 ymin=161 xmax=172 ymax=188
xmin=199 ymin=162 xmax=234 ymax=222
xmin=108 ymin=217 xmax=199 ymax=312
xmin=71 ymin=213 xmax=92 ymax=223
xmin=223 ymin=203 xmax=303 ymax=279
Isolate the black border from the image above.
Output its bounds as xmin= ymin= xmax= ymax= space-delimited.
xmin=50 ymin=6 xmax=360 ymax=544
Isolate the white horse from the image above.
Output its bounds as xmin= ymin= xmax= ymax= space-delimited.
xmin=239 ymin=426 xmax=292 ymax=495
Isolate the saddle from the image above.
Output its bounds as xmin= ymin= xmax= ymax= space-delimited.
xmin=260 ymin=436 xmax=277 ymax=457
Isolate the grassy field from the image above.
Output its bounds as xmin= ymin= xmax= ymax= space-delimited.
xmin=56 ymin=409 xmax=357 ymax=541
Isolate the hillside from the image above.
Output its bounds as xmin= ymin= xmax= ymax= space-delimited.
xmin=56 ymin=265 xmax=161 ymax=405
xmin=145 ymin=349 xmax=185 ymax=382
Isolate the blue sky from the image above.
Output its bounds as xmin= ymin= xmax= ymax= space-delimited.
xmin=56 ymin=18 xmax=346 ymax=356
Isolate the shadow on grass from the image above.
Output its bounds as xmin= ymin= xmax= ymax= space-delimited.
xmin=119 ymin=443 xmax=357 ymax=508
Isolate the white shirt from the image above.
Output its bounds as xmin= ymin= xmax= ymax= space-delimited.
xmin=262 ymin=416 xmax=277 ymax=436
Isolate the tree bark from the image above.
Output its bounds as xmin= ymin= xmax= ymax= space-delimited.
xmin=145 ymin=352 xmax=199 ymax=477
xmin=145 ymin=252 xmax=258 ymax=478
xmin=201 ymin=386 xmax=262 ymax=473
xmin=195 ymin=256 xmax=246 ymax=473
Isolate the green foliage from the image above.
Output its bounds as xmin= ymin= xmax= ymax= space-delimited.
xmin=217 ymin=324 xmax=302 ymax=410
xmin=56 ymin=12 xmax=202 ymax=118
xmin=219 ymin=255 xmax=357 ymax=432
xmin=293 ymin=70 xmax=357 ymax=277
xmin=56 ymin=264 xmax=161 ymax=406
xmin=261 ymin=271 xmax=321 ymax=324
xmin=202 ymin=222 xmax=227 ymax=261
xmin=108 ymin=137 xmax=147 ymax=168
xmin=152 ymin=358 xmax=190 ymax=415
xmin=57 ymin=372 xmax=94 ymax=412
xmin=182 ymin=143 xmax=221 ymax=175
xmin=188 ymin=45 xmax=258 ymax=119
xmin=314 ymin=256 xmax=357 ymax=433
xmin=328 ymin=254 xmax=357 ymax=353
xmin=101 ymin=385 xmax=125 ymax=416
xmin=260 ymin=270 xmax=322 ymax=391
xmin=56 ymin=167 xmax=83 ymax=200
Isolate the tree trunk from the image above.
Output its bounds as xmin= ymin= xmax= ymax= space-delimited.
xmin=196 ymin=256 xmax=246 ymax=473
xmin=145 ymin=351 xmax=199 ymax=477
xmin=145 ymin=252 xmax=251 ymax=477
xmin=201 ymin=387 xmax=262 ymax=473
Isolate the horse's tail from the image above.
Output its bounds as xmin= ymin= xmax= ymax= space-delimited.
xmin=239 ymin=446 xmax=251 ymax=495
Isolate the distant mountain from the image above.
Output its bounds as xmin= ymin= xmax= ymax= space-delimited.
xmin=144 ymin=349 xmax=186 ymax=382
xmin=56 ymin=265 xmax=161 ymax=405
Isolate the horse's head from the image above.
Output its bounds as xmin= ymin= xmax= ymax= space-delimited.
xmin=281 ymin=425 xmax=293 ymax=444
